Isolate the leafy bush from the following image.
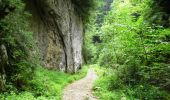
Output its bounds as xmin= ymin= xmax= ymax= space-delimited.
xmin=94 ymin=66 xmax=170 ymax=100
xmin=89 ymin=0 xmax=170 ymax=99
xmin=126 ymin=84 xmax=170 ymax=100
xmin=0 ymin=0 xmax=38 ymax=89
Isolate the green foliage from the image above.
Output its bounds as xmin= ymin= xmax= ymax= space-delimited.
xmin=94 ymin=66 xmax=170 ymax=100
xmin=83 ymin=19 xmax=100 ymax=63
xmin=0 ymin=65 xmax=88 ymax=99
xmin=83 ymin=0 xmax=109 ymax=63
xmin=72 ymin=0 xmax=107 ymax=24
xmin=0 ymin=0 xmax=38 ymax=89
xmin=85 ymin=0 xmax=170 ymax=99
xmin=71 ymin=0 xmax=95 ymax=22
xmin=97 ymin=0 xmax=170 ymax=88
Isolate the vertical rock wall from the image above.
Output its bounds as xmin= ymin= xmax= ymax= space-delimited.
xmin=27 ymin=0 xmax=83 ymax=73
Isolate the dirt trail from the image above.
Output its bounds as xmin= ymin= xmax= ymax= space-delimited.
xmin=63 ymin=68 xmax=98 ymax=100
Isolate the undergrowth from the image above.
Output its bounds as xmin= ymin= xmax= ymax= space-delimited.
xmin=0 ymin=65 xmax=88 ymax=100
xmin=93 ymin=65 xmax=170 ymax=100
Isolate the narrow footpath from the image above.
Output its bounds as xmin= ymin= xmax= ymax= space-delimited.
xmin=63 ymin=68 xmax=98 ymax=100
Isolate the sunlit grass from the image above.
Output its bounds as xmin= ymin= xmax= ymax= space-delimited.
xmin=0 ymin=65 xmax=89 ymax=100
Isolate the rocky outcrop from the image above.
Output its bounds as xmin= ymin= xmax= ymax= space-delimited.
xmin=27 ymin=0 xmax=83 ymax=73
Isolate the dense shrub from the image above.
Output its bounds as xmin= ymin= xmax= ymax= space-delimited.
xmin=0 ymin=0 xmax=37 ymax=90
xmin=90 ymin=0 xmax=170 ymax=99
xmin=94 ymin=67 xmax=170 ymax=100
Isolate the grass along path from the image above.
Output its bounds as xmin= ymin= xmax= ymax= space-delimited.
xmin=63 ymin=68 xmax=98 ymax=100
xmin=0 ymin=66 xmax=88 ymax=100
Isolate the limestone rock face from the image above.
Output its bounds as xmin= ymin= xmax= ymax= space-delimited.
xmin=27 ymin=0 xmax=83 ymax=73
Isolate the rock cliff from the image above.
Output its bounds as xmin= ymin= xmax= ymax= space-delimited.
xmin=27 ymin=0 xmax=83 ymax=73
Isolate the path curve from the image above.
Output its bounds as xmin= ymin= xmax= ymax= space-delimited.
xmin=63 ymin=68 xmax=98 ymax=100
